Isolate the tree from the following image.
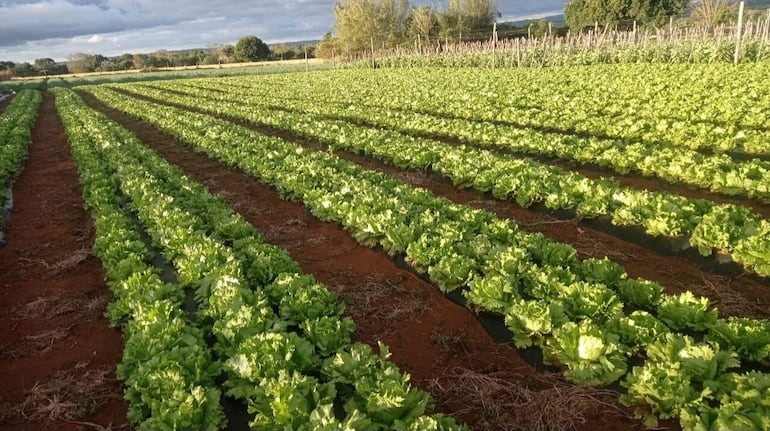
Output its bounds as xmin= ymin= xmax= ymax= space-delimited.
xmin=379 ymin=0 xmax=411 ymax=46
xmin=689 ymin=0 xmax=737 ymax=26
xmin=272 ymin=44 xmax=298 ymax=60
xmin=13 ymin=62 xmax=35 ymax=77
xmin=150 ymin=50 xmax=173 ymax=67
xmin=437 ymin=0 xmax=497 ymax=40
xmin=67 ymin=53 xmax=98 ymax=73
xmin=316 ymin=32 xmax=340 ymax=59
xmin=529 ymin=19 xmax=552 ymax=38
xmin=458 ymin=0 xmax=497 ymax=33
xmin=116 ymin=53 xmax=134 ymax=70
xmin=234 ymin=35 xmax=270 ymax=62
xmin=34 ymin=58 xmax=56 ymax=76
xmin=98 ymin=60 xmax=116 ymax=72
xmin=565 ymin=0 xmax=688 ymax=30
xmin=334 ymin=0 xmax=379 ymax=52
xmin=410 ymin=6 xmax=436 ymax=41
xmin=132 ymin=53 xmax=149 ymax=69
xmin=333 ymin=0 xmax=411 ymax=53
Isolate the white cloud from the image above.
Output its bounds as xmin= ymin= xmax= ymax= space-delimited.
xmin=86 ymin=34 xmax=104 ymax=43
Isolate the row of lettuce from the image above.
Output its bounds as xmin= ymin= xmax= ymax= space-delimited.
xmin=105 ymin=83 xmax=770 ymax=279
xmin=172 ymin=71 xmax=770 ymax=202
xmin=0 ymin=90 xmax=42 ymax=228
xmin=224 ymin=65 xmax=770 ymax=156
xmin=53 ymin=87 xmax=461 ymax=431
xmin=84 ymin=85 xmax=770 ymax=431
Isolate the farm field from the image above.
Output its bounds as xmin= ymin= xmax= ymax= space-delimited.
xmin=1 ymin=63 xmax=769 ymax=431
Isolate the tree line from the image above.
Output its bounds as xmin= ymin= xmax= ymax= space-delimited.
xmin=1 ymin=0 xmax=763 ymax=79
xmin=316 ymin=0 xmax=499 ymax=58
xmin=316 ymin=0 xmax=764 ymax=58
xmin=0 ymin=35 xmax=316 ymax=80
xmin=563 ymin=0 xmax=762 ymax=30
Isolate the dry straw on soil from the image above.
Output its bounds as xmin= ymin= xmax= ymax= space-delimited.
xmin=427 ymin=367 xmax=627 ymax=431
xmin=6 ymin=361 xmax=121 ymax=429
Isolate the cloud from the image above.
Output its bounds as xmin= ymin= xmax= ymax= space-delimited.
xmin=0 ymin=0 xmax=566 ymax=62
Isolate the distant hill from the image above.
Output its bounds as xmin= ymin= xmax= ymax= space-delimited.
xmin=269 ymin=40 xmax=320 ymax=48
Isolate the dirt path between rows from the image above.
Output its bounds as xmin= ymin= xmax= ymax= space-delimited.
xmin=81 ymin=91 xmax=645 ymax=431
xmin=101 ymin=89 xmax=770 ymax=321
xmin=0 ymin=92 xmax=128 ymax=431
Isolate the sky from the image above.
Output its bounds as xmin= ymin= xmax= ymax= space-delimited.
xmin=0 ymin=0 xmax=569 ymax=63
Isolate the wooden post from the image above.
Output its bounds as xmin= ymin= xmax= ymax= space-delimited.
xmin=332 ymin=49 xmax=336 ymax=69
xmin=492 ymin=22 xmax=497 ymax=68
xmin=762 ymin=8 xmax=770 ymax=43
xmin=516 ymin=37 xmax=521 ymax=67
xmin=304 ymin=46 xmax=308 ymax=72
xmin=633 ymin=20 xmax=637 ymax=42
xmin=370 ymin=36 xmax=375 ymax=68
xmin=758 ymin=9 xmax=770 ymax=61
xmin=669 ymin=16 xmax=673 ymax=39
xmin=417 ymin=34 xmax=422 ymax=54
xmin=735 ymin=1 xmax=745 ymax=65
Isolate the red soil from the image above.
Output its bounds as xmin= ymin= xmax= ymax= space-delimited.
xmin=0 ymin=93 xmax=128 ymax=431
xmin=81 ymin=91 xmax=644 ymax=431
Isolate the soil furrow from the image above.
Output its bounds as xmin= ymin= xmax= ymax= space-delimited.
xmin=81 ymin=89 xmax=644 ymax=431
xmin=0 ymin=92 xmax=127 ymax=431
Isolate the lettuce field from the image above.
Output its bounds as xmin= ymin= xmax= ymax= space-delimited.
xmin=1 ymin=63 xmax=770 ymax=431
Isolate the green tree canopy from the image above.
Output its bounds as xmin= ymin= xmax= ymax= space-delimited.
xmin=33 ymin=58 xmax=56 ymax=75
xmin=438 ymin=0 xmax=497 ymax=39
xmin=67 ymin=53 xmax=99 ymax=74
xmin=334 ymin=0 xmax=411 ymax=52
xmin=565 ymin=0 xmax=688 ymax=30
xmin=410 ymin=6 xmax=437 ymax=40
xmin=234 ymin=35 xmax=271 ymax=62
xmin=13 ymin=62 xmax=35 ymax=77
xmin=689 ymin=0 xmax=738 ymax=26
xmin=315 ymin=32 xmax=340 ymax=59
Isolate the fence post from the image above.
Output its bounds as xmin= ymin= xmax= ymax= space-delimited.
xmin=758 ymin=9 xmax=770 ymax=61
xmin=669 ymin=16 xmax=673 ymax=40
xmin=304 ymin=46 xmax=308 ymax=72
xmin=516 ymin=37 xmax=521 ymax=67
xmin=762 ymin=8 xmax=770 ymax=43
xmin=735 ymin=1 xmax=745 ymax=65
xmin=370 ymin=36 xmax=375 ymax=69
xmin=492 ymin=22 xmax=497 ymax=68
